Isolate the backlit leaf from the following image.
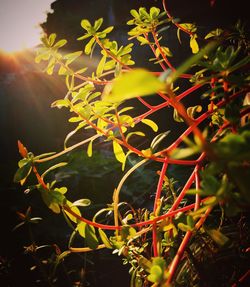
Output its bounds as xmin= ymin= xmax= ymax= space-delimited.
xmin=54 ymin=39 xmax=67 ymax=49
xmin=178 ymin=222 xmax=193 ymax=232
xmin=141 ymin=119 xmax=158 ymax=132
xmin=85 ymin=225 xmax=99 ymax=249
xmin=190 ymin=35 xmax=199 ymax=54
xmin=101 ymin=26 xmax=114 ymax=34
xmin=51 ymin=99 xmax=70 ymax=109
xmin=48 ymin=33 xmax=56 ymax=46
xmin=205 ymin=28 xmax=223 ymax=39
xmin=78 ymin=221 xmax=86 ymax=238
xmin=98 ymin=229 xmax=112 ymax=249
xmin=72 ymin=199 xmax=91 ymax=207
xmin=64 ymin=51 xmax=82 ymax=65
xmin=113 ymin=141 xmax=126 ymax=164
xmin=96 ymin=54 xmax=106 ymax=76
xmin=150 ymin=7 xmax=160 ymax=19
xmin=65 ymin=201 xmax=82 ymax=223
xmin=148 ymin=265 xmax=163 ymax=283
xmin=85 ymin=37 xmax=96 ymax=55
xmin=103 ymin=69 xmax=165 ymax=102
xmin=94 ymin=18 xmax=103 ymax=31
xmin=87 ymin=139 xmax=93 ymax=157
xmin=41 ymin=162 xmax=68 ymax=178
xmin=14 ymin=161 xmax=32 ymax=183
xmin=81 ymin=19 xmax=91 ymax=31
xmin=40 ymin=189 xmax=66 ymax=214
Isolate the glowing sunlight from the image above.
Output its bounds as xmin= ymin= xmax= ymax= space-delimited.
xmin=0 ymin=0 xmax=53 ymax=53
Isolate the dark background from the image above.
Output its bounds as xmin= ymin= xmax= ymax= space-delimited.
xmin=0 ymin=0 xmax=249 ymax=286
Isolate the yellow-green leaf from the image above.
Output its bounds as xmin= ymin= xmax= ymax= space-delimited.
xmin=78 ymin=221 xmax=86 ymax=238
xmin=113 ymin=141 xmax=126 ymax=164
xmin=85 ymin=224 xmax=99 ymax=249
xmin=206 ymin=229 xmax=229 ymax=246
xmin=87 ymin=140 xmax=93 ymax=157
xmin=190 ymin=35 xmax=199 ymax=54
xmin=98 ymin=229 xmax=112 ymax=249
xmin=205 ymin=28 xmax=223 ymax=39
xmin=141 ymin=118 xmax=158 ymax=132
xmin=65 ymin=200 xmax=82 ymax=223
xmin=103 ymin=69 xmax=165 ymax=102
xmin=96 ymin=54 xmax=106 ymax=76
xmin=85 ymin=37 xmax=96 ymax=55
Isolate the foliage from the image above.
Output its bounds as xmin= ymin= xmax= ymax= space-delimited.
xmin=14 ymin=1 xmax=250 ymax=286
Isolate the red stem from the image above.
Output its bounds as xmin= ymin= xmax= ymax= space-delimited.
xmin=166 ymin=207 xmax=212 ymax=285
xmin=152 ymin=160 xmax=168 ymax=256
xmin=152 ymin=30 xmax=175 ymax=71
xmin=152 ymin=223 xmax=158 ymax=256
xmin=144 ymin=33 xmax=167 ymax=71
xmin=62 ymin=197 xmax=212 ymax=231
xmin=162 ymin=0 xmax=194 ymax=37
xmin=154 ymin=160 xmax=168 ymax=211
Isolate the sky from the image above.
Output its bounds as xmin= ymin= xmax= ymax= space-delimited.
xmin=0 ymin=0 xmax=54 ymax=53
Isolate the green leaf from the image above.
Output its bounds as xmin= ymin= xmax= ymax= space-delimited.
xmin=64 ymin=123 xmax=84 ymax=148
xmin=177 ymin=222 xmax=193 ymax=232
xmin=150 ymin=7 xmax=160 ymax=19
xmin=46 ymin=58 xmax=56 ymax=75
xmin=206 ymin=229 xmax=229 ymax=247
xmin=35 ymin=52 xmax=50 ymax=63
xmin=148 ymin=265 xmax=163 ymax=283
xmin=136 ymin=36 xmax=149 ymax=45
xmin=96 ymin=54 xmax=107 ymax=76
xmin=85 ymin=37 xmax=96 ymax=55
xmin=34 ymin=152 xmax=56 ymax=160
xmin=41 ymin=162 xmax=68 ymax=178
xmin=126 ymin=131 xmax=145 ymax=142
xmin=130 ymin=9 xmax=140 ymax=18
xmin=187 ymin=105 xmax=202 ymax=119
xmin=58 ymin=66 xmax=68 ymax=75
xmin=103 ymin=69 xmax=165 ymax=102
xmin=77 ymin=34 xmax=91 ymax=41
xmin=98 ymin=229 xmax=112 ymax=249
xmin=121 ymin=225 xmax=137 ymax=240
xmin=190 ymin=35 xmax=199 ymax=54
xmin=141 ymin=119 xmax=158 ymax=132
xmin=187 ymin=215 xmax=195 ymax=228
xmin=170 ymin=146 xmax=200 ymax=159
xmin=18 ymin=158 xmax=29 ymax=168
xmin=40 ymin=190 xmax=66 ymax=214
xmin=205 ymin=28 xmax=223 ymax=39
xmin=113 ymin=141 xmax=126 ymax=164
xmin=54 ymin=187 xmax=68 ymax=194
xmin=65 ymin=201 xmax=82 ymax=223
xmin=51 ymin=99 xmax=70 ymax=109
xmin=87 ymin=140 xmax=93 ymax=157
xmin=48 ymin=33 xmax=57 ymax=46
xmin=81 ymin=19 xmax=91 ymax=31
xmin=101 ymin=26 xmax=114 ymax=34
xmin=177 ymin=28 xmax=182 ymax=44
xmin=71 ymin=199 xmax=91 ymax=207
xmin=85 ymin=224 xmax=99 ymax=249
xmin=64 ymin=51 xmax=82 ymax=65
xmin=78 ymin=221 xmax=86 ymax=238
xmin=138 ymin=256 xmax=152 ymax=272
xmin=166 ymin=41 xmax=218 ymax=85
xmin=151 ymin=131 xmax=170 ymax=150
xmin=14 ymin=161 xmax=32 ymax=183
xmin=94 ymin=18 xmax=103 ymax=31
xmin=54 ymin=39 xmax=67 ymax=49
